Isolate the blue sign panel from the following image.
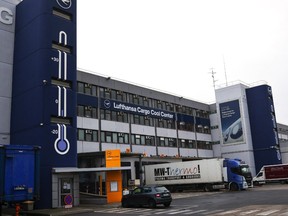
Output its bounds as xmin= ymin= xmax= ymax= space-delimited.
xmin=219 ymin=100 xmax=244 ymax=145
xmin=100 ymin=98 xmax=175 ymax=120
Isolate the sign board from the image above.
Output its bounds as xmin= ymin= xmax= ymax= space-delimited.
xmin=105 ymin=149 xmax=121 ymax=168
xmin=63 ymin=194 xmax=73 ymax=205
xmin=219 ymin=99 xmax=244 ymax=145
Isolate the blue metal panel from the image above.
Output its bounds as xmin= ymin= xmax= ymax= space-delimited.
xmin=11 ymin=0 xmax=77 ymax=208
xmin=77 ymin=93 xmax=98 ymax=107
xmin=0 ymin=145 xmax=40 ymax=202
xmin=246 ymin=85 xmax=281 ymax=173
xmin=13 ymin=50 xmax=76 ymax=96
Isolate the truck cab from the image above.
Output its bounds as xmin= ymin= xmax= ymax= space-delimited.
xmin=253 ymin=169 xmax=265 ymax=185
xmin=225 ymin=158 xmax=252 ymax=190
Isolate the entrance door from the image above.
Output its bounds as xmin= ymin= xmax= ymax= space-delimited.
xmin=60 ymin=178 xmax=73 ymax=206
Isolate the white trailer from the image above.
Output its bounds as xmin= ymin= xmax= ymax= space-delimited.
xmin=144 ymin=158 xmax=249 ymax=191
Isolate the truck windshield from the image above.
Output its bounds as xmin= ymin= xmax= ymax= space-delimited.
xmin=240 ymin=165 xmax=251 ymax=174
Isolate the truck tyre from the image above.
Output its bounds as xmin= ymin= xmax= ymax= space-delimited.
xmin=253 ymin=181 xmax=259 ymax=186
xmin=148 ymin=199 xmax=156 ymax=208
xmin=204 ymin=184 xmax=212 ymax=192
xmin=230 ymin=183 xmax=239 ymax=191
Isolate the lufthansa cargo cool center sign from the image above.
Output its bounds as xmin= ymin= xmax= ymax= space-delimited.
xmin=101 ymin=99 xmax=175 ymax=120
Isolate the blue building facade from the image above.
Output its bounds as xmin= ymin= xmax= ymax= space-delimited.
xmin=246 ymin=85 xmax=281 ymax=172
xmin=11 ymin=0 xmax=77 ymax=208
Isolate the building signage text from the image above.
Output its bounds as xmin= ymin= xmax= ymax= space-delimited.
xmin=0 ymin=7 xmax=13 ymax=25
xmin=102 ymin=99 xmax=174 ymax=120
xmin=154 ymin=165 xmax=201 ymax=181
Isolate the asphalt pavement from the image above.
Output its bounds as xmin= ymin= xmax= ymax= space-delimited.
xmin=1 ymin=191 xmax=208 ymax=216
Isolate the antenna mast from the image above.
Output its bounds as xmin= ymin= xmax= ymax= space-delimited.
xmin=223 ymin=55 xmax=228 ymax=86
xmin=209 ymin=68 xmax=217 ymax=90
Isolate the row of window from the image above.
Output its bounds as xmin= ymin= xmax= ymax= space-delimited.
xmin=77 ymin=105 xmax=211 ymax=132
xmin=77 ymin=129 xmax=212 ymax=150
xmin=77 ymin=82 xmax=210 ymax=118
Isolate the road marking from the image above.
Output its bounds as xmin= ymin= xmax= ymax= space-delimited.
xmin=134 ymin=208 xmax=154 ymax=213
xmin=201 ymin=210 xmax=223 ymax=215
xmin=216 ymin=209 xmax=241 ymax=215
xmin=168 ymin=209 xmax=192 ymax=214
xmin=184 ymin=209 xmax=207 ymax=215
xmin=154 ymin=209 xmax=182 ymax=214
xmin=256 ymin=209 xmax=280 ymax=215
xmin=239 ymin=209 xmax=261 ymax=215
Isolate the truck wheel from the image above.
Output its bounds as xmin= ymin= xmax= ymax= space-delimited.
xmin=253 ymin=181 xmax=259 ymax=186
xmin=148 ymin=199 xmax=156 ymax=208
xmin=230 ymin=183 xmax=239 ymax=191
xmin=204 ymin=184 xmax=212 ymax=192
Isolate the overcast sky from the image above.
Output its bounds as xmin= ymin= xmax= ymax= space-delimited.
xmin=77 ymin=0 xmax=288 ymax=125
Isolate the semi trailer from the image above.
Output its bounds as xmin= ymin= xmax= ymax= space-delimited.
xmin=144 ymin=158 xmax=251 ymax=191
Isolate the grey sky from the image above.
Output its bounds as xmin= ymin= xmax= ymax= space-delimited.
xmin=77 ymin=0 xmax=288 ymax=125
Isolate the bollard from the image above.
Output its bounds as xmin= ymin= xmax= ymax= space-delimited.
xmin=15 ymin=203 xmax=21 ymax=216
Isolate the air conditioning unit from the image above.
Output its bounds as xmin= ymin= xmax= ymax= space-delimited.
xmin=85 ymin=130 xmax=92 ymax=134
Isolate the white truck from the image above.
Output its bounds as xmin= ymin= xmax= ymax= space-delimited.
xmin=253 ymin=163 xmax=288 ymax=185
xmin=144 ymin=158 xmax=251 ymax=191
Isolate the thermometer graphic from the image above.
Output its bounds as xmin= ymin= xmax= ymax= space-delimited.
xmin=54 ymin=30 xmax=70 ymax=155
xmin=54 ymin=124 xmax=70 ymax=155
xmin=58 ymin=31 xmax=67 ymax=80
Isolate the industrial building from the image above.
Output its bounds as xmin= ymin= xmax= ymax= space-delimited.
xmin=1 ymin=0 xmax=287 ymax=209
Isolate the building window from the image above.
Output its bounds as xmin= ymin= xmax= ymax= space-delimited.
xmin=78 ymin=129 xmax=85 ymax=141
xmin=77 ymin=105 xmax=84 ymax=117
xmin=78 ymin=105 xmax=97 ymax=119
xmin=105 ymin=110 xmax=111 ymax=121
xmin=168 ymin=138 xmax=176 ymax=147
xmin=143 ymin=97 xmax=151 ymax=107
xmin=100 ymin=131 xmax=129 ymax=144
xmin=116 ymin=90 xmax=127 ymax=102
xmin=117 ymin=112 xmax=128 ymax=123
xmin=100 ymin=109 xmax=128 ymax=123
xmin=157 ymin=119 xmax=164 ymax=128
xmin=77 ymin=129 xmax=98 ymax=142
xmin=145 ymin=136 xmax=154 ymax=146
xmin=159 ymin=137 xmax=165 ymax=146
xmin=77 ymin=82 xmax=84 ymax=94
xmin=105 ymin=88 xmax=111 ymax=99
xmin=135 ymin=135 xmax=141 ymax=145
xmin=144 ymin=116 xmax=153 ymax=126
xmin=101 ymin=131 xmax=111 ymax=143
xmin=118 ymin=133 xmax=129 ymax=144
xmin=85 ymin=106 xmax=97 ymax=118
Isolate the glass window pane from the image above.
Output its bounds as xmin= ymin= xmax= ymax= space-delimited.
xmin=77 ymin=82 xmax=84 ymax=93
xmin=92 ymin=131 xmax=98 ymax=142
xmin=112 ymin=133 xmax=118 ymax=143
xmin=78 ymin=129 xmax=84 ymax=141
xmin=77 ymin=105 xmax=84 ymax=117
